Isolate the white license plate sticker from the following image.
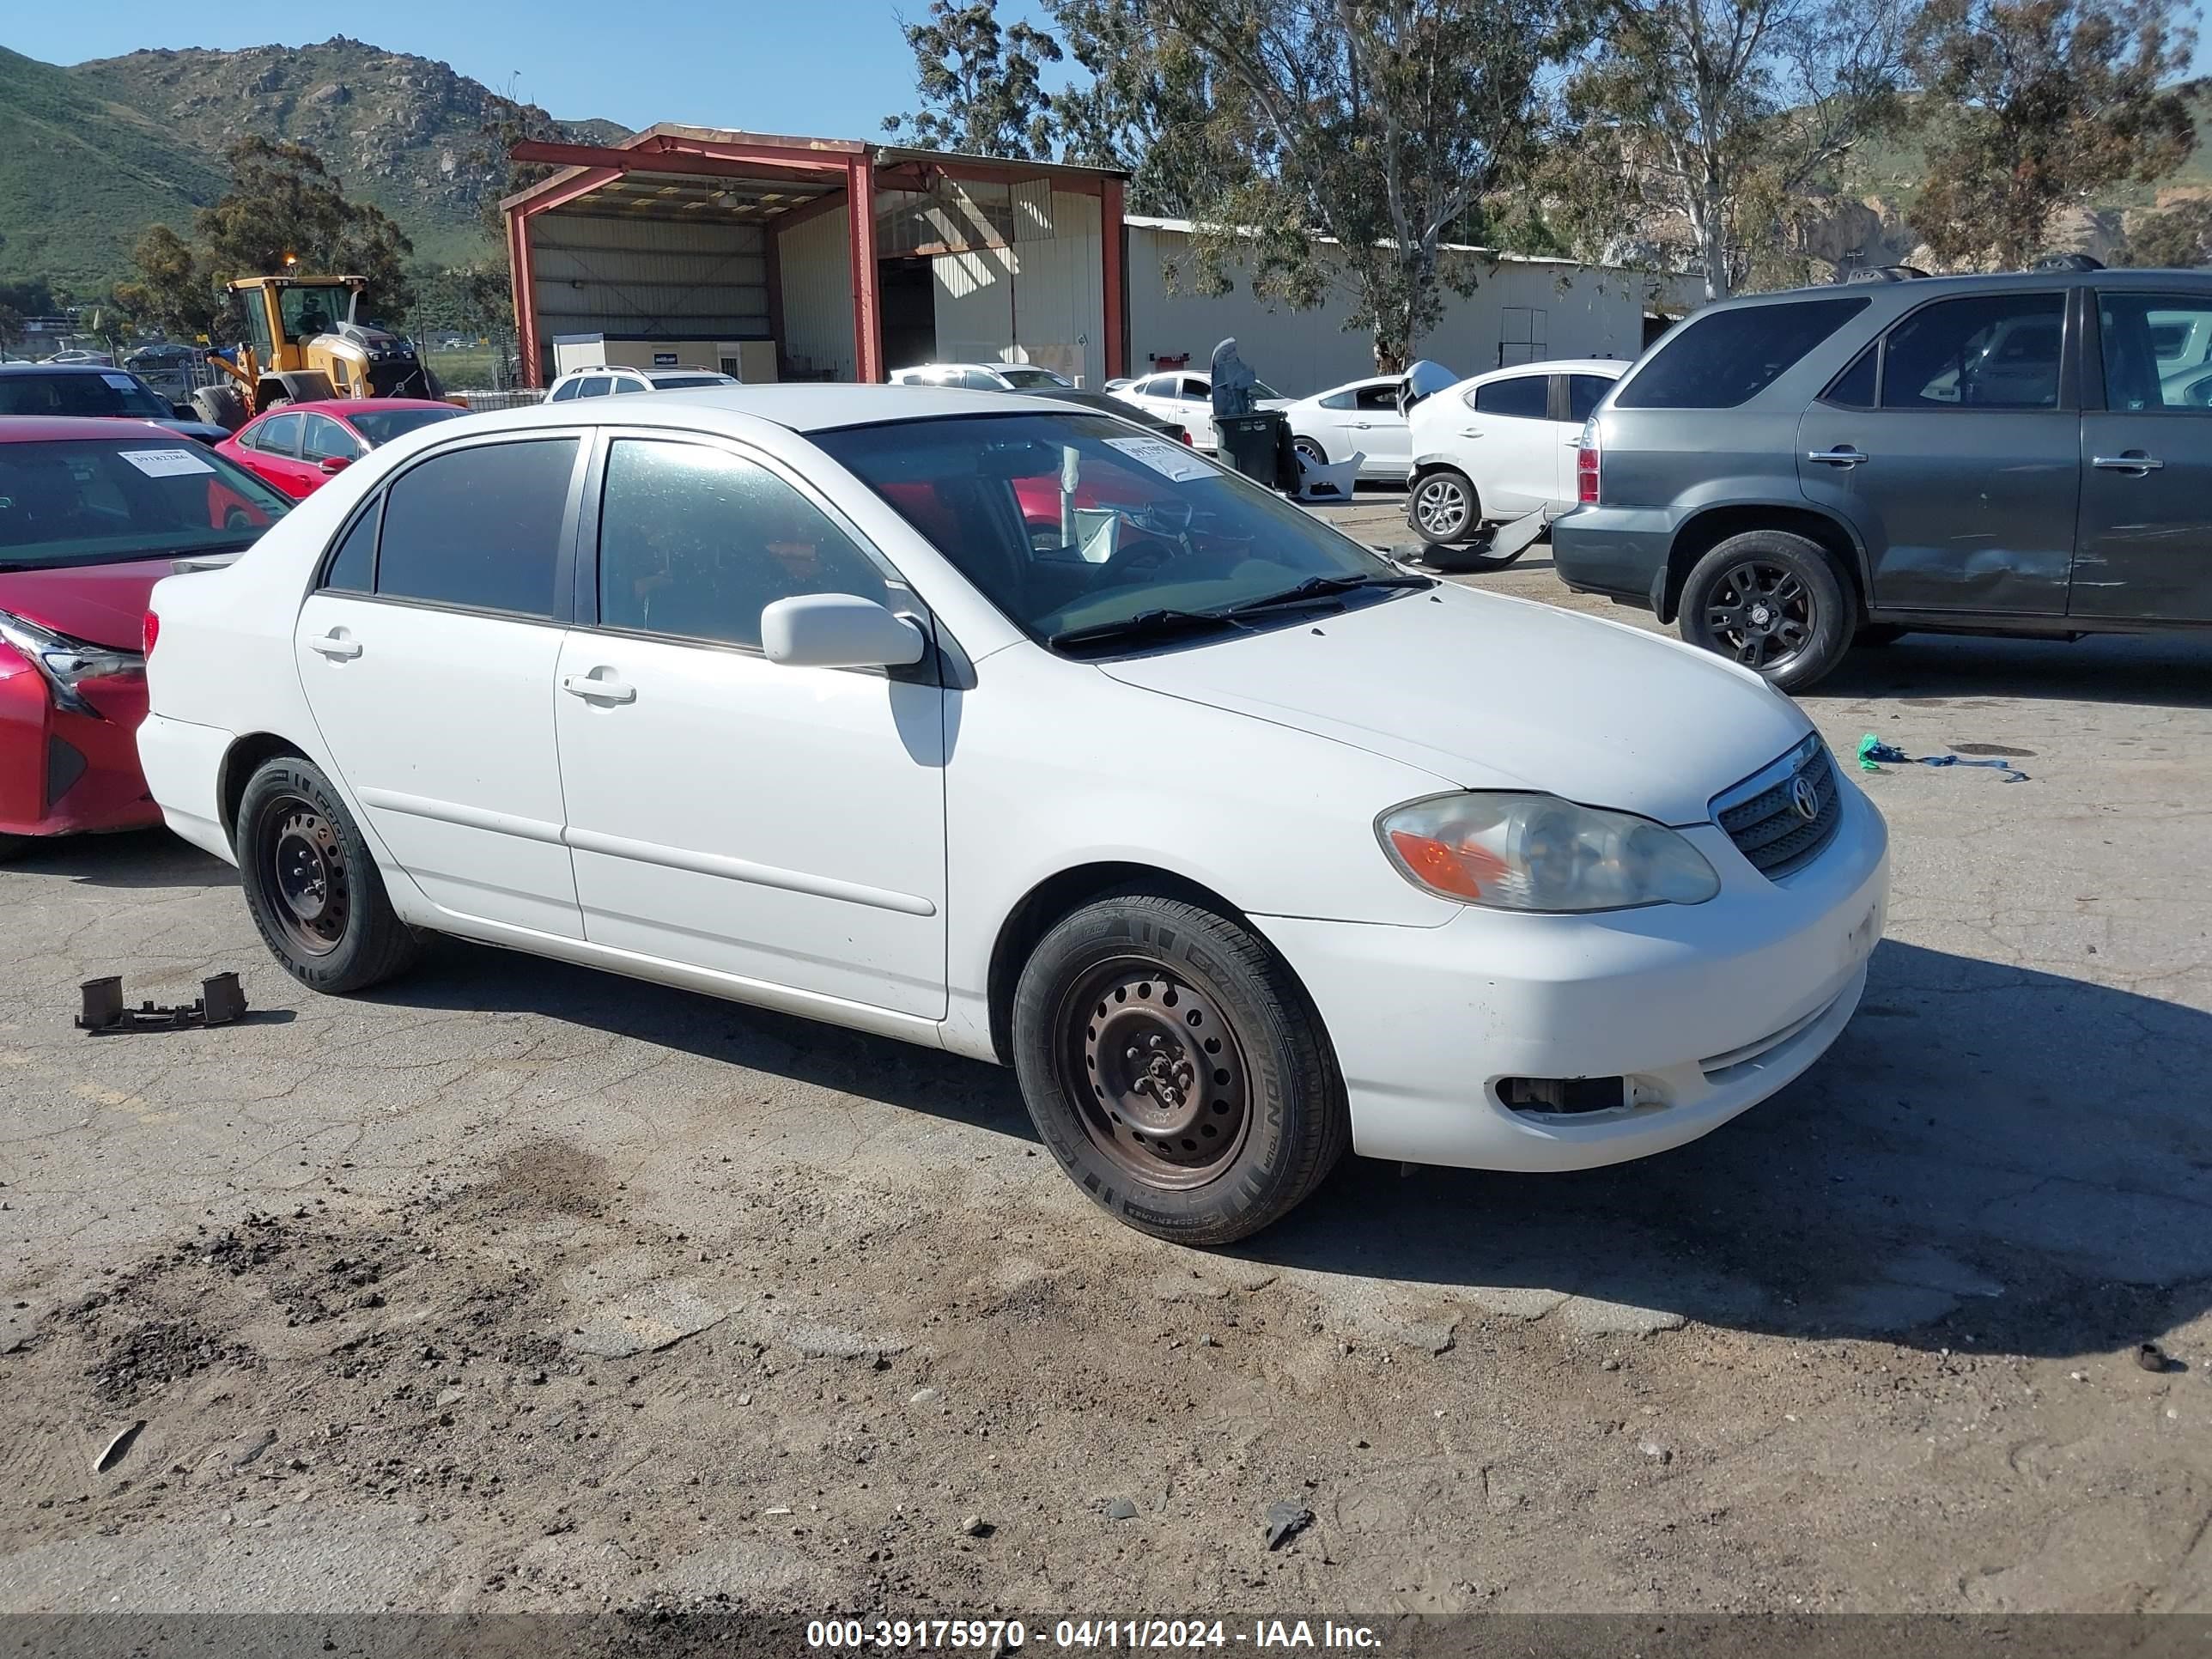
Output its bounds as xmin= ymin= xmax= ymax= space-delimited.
xmin=120 ymin=447 xmax=216 ymax=478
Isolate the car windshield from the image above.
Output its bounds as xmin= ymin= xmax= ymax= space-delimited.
xmin=348 ymin=406 xmax=465 ymax=447
xmin=0 ymin=438 xmax=290 ymax=571
xmin=815 ymin=412 xmax=1425 ymax=654
xmin=999 ymin=367 xmax=1067 ymax=389
xmin=0 ymin=371 xmax=175 ymax=421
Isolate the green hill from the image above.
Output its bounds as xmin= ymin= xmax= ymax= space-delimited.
xmin=0 ymin=37 xmax=624 ymax=295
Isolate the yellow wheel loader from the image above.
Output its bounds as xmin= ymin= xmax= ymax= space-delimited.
xmin=191 ymin=274 xmax=445 ymax=430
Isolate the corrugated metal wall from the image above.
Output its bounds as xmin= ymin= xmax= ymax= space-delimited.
xmin=777 ymin=209 xmax=857 ymax=381
xmin=931 ymin=190 xmax=1104 ymax=386
xmin=1126 ymin=223 xmax=1658 ymax=396
xmin=526 ymin=211 xmax=770 ymax=340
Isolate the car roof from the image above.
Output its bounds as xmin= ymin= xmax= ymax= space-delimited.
xmin=251 ymin=398 xmax=457 ymax=418
xmin=0 ymin=362 xmax=145 ymax=378
xmin=452 ymin=383 xmax=1094 ymax=438
xmin=1471 ymin=358 xmax=1626 ymax=380
xmin=0 ymin=415 xmax=182 ymax=443
xmin=1708 ymin=265 xmax=2212 ymax=311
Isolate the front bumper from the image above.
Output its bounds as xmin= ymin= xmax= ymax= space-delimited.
xmin=1258 ymin=782 xmax=1890 ymax=1171
xmin=0 ymin=653 xmax=159 ymax=839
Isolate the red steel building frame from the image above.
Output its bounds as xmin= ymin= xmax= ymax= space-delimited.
xmin=502 ymin=127 xmax=1128 ymax=389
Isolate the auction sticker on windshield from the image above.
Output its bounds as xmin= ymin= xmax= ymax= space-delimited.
xmin=118 ymin=448 xmax=216 ymax=478
xmin=1103 ymin=434 xmax=1216 ymax=484
xmin=102 ymin=373 xmax=142 ymax=392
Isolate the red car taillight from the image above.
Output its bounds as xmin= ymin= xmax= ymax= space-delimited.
xmin=1577 ymin=429 xmax=1601 ymax=505
xmin=1179 ymin=428 xmax=1194 ymax=445
xmin=143 ymin=610 xmax=160 ymax=657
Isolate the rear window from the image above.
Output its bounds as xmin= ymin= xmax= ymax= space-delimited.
xmin=1472 ymin=375 xmax=1550 ymax=419
xmin=1616 ymin=297 xmax=1869 ymax=410
xmin=374 ymin=439 xmax=578 ymax=617
xmin=0 ymin=370 xmax=175 ymax=421
xmin=0 ymin=438 xmax=288 ymax=570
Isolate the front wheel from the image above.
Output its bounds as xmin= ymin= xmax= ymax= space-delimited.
xmin=236 ymin=756 xmax=424 ymax=994
xmin=0 ymin=833 xmax=27 ymax=864
xmin=1679 ymin=530 xmax=1856 ymax=693
xmin=1012 ymin=893 xmax=1348 ymax=1246
xmin=1408 ymin=468 xmax=1479 ymax=546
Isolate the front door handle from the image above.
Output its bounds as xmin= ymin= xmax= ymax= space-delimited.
xmin=307 ymin=632 xmax=362 ymax=660
xmin=1806 ymin=447 xmax=1869 ymax=467
xmin=2092 ymin=452 xmax=2165 ymax=473
xmin=1460 ymin=428 xmax=1483 ymax=439
xmin=562 ymin=672 xmax=636 ymax=705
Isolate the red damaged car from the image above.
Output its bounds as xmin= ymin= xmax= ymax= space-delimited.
xmin=0 ymin=417 xmax=289 ymax=858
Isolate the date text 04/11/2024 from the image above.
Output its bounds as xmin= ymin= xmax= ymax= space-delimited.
xmin=804 ymin=1620 xmax=1384 ymax=1650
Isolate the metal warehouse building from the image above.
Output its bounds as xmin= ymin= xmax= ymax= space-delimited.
xmin=1124 ymin=216 xmax=1694 ymax=392
xmin=501 ymin=125 xmax=1130 ymax=388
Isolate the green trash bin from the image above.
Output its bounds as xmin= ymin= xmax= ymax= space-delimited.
xmin=1214 ymin=410 xmax=1291 ymax=488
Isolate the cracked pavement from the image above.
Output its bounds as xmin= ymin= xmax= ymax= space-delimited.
xmin=3 ymin=528 xmax=2209 ymax=1618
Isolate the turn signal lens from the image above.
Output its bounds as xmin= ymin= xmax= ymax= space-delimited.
xmin=1377 ymin=793 xmax=1720 ymax=912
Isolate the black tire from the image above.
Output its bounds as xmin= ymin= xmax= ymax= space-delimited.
xmin=190 ymin=383 xmax=246 ymax=432
xmin=1855 ymin=623 xmax=1909 ymax=647
xmin=1291 ymin=435 xmax=1329 ymax=468
xmin=235 ymin=756 xmax=423 ymax=994
xmin=0 ymin=833 xmax=27 ymax=864
xmin=1408 ymin=468 xmax=1480 ymax=546
xmin=1012 ymin=892 xmax=1348 ymax=1246
xmin=1679 ymin=529 xmax=1856 ymax=693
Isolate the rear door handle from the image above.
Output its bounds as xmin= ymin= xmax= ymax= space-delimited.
xmin=1806 ymin=447 xmax=1868 ymax=466
xmin=562 ymin=672 xmax=636 ymax=705
xmin=307 ymin=632 xmax=362 ymax=660
xmin=2092 ymin=453 xmax=2165 ymax=472
xmin=1460 ymin=428 xmax=1483 ymax=438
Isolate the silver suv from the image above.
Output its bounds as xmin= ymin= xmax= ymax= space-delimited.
xmin=1553 ymin=262 xmax=2212 ymax=690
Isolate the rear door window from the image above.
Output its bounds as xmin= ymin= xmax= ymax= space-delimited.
xmin=258 ymin=412 xmax=304 ymax=458
xmin=1616 ymin=297 xmax=1869 ymax=410
xmin=2096 ymin=292 xmax=2212 ymax=411
xmin=1566 ymin=374 xmax=1614 ymax=422
xmin=1471 ymin=375 xmax=1550 ymax=419
xmin=374 ymin=439 xmax=579 ymax=617
xmin=1881 ymin=294 xmax=2064 ymax=410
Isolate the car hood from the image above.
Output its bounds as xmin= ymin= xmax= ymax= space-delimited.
xmin=152 ymin=418 xmax=232 ymax=444
xmin=0 ymin=561 xmax=169 ymax=651
xmin=1098 ymin=583 xmax=1811 ymax=826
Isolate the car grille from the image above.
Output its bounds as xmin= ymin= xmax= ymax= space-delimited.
xmin=1714 ymin=738 xmax=1842 ymax=878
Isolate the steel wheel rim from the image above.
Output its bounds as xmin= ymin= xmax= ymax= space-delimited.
xmin=260 ymin=795 xmax=349 ymax=957
xmin=1414 ymin=477 xmax=1468 ymax=536
xmin=1705 ymin=559 xmax=1813 ymax=672
xmin=1057 ymin=961 xmax=1252 ymax=1191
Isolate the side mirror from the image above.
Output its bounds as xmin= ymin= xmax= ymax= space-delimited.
xmin=761 ymin=593 xmax=926 ymax=670
xmin=319 ymin=455 xmax=351 ymax=475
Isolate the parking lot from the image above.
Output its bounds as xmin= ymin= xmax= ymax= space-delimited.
xmin=3 ymin=532 xmax=2209 ymax=1619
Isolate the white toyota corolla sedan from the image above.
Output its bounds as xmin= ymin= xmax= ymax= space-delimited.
xmin=137 ymin=386 xmax=1888 ymax=1245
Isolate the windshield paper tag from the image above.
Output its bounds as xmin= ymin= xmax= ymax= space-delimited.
xmin=101 ymin=373 xmax=141 ymax=391
xmin=119 ymin=447 xmax=216 ymax=478
xmin=1103 ymin=434 xmax=1217 ymax=483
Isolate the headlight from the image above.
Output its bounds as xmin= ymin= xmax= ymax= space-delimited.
xmin=0 ymin=610 xmax=145 ymax=719
xmin=1377 ymin=792 xmax=1720 ymax=912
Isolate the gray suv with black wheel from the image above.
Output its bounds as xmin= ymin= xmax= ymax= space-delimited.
xmin=1553 ymin=263 xmax=2212 ymax=691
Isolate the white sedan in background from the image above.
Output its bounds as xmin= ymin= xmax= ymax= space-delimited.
xmin=889 ymin=362 xmax=1074 ymax=392
xmin=138 ymin=385 xmax=1887 ymax=1247
xmin=1284 ymin=374 xmax=1412 ymax=480
xmin=1112 ymin=369 xmax=1291 ymax=451
xmin=1406 ymin=358 xmax=1627 ymax=566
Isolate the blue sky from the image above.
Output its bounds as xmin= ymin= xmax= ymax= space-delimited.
xmin=11 ymin=0 xmax=1063 ymax=136
xmin=11 ymin=0 xmax=2210 ymax=135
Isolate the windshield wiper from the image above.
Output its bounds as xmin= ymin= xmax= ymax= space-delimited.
xmin=1048 ymin=607 xmax=1249 ymax=651
xmin=1224 ymin=571 xmax=1432 ymax=617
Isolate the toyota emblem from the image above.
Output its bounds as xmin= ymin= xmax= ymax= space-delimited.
xmin=1790 ymin=775 xmax=1821 ymax=822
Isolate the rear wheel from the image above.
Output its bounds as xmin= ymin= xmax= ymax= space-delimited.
xmin=1012 ymin=893 xmax=1347 ymax=1246
xmin=1291 ymin=435 xmax=1329 ymax=468
xmin=1679 ymin=530 xmax=1856 ymax=693
xmin=236 ymin=756 xmax=423 ymax=994
xmin=0 ymin=834 xmax=27 ymax=864
xmin=1409 ymin=468 xmax=1479 ymax=546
